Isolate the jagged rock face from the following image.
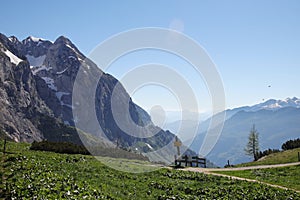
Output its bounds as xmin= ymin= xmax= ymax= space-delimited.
xmin=22 ymin=36 xmax=52 ymax=57
xmin=0 ymin=38 xmax=52 ymax=142
xmin=18 ymin=35 xmax=91 ymax=126
xmin=0 ymin=33 xmax=177 ymax=157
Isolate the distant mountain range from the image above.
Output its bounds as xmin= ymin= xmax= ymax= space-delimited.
xmin=229 ymin=97 xmax=300 ymax=113
xmin=0 ymin=33 xmax=191 ymax=163
xmin=181 ymin=97 xmax=300 ymax=166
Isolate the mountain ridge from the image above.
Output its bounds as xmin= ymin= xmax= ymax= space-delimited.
xmin=188 ymin=99 xmax=300 ymax=166
xmin=0 ymin=33 xmax=187 ymax=163
xmin=228 ymin=97 xmax=300 ymax=114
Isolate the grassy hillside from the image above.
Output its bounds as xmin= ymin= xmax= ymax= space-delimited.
xmin=215 ymin=165 xmax=300 ymax=191
xmin=237 ymin=148 xmax=300 ymax=167
xmin=214 ymin=147 xmax=300 ymax=192
xmin=1 ymin=140 xmax=299 ymax=199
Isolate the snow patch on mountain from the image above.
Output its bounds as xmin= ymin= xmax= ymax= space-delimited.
xmin=66 ymin=44 xmax=77 ymax=53
xmin=55 ymin=92 xmax=70 ymax=104
xmin=68 ymin=56 xmax=76 ymax=60
xmin=27 ymin=36 xmax=46 ymax=43
xmin=249 ymin=97 xmax=300 ymax=111
xmin=25 ymin=54 xmax=52 ymax=75
xmin=55 ymin=91 xmax=72 ymax=108
xmin=31 ymin=65 xmax=52 ymax=75
xmin=56 ymin=68 xmax=68 ymax=75
xmin=62 ymin=104 xmax=73 ymax=109
xmin=228 ymin=97 xmax=300 ymax=118
xmin=2 ymin=49 xmax=23 ymax=65
xmin=145 ymin=143 xmax=153 ymax=150
xmin=26 ymin=55 xmax=46 ymax=67
xmin=41 ymin=77 xmax=57 ymax=91
xmin=8 ymin=37 xmax=13 ymax=42
xmin=29 ymin=36 xmax=42 ymax=42
xmin=37 ymin=41 xmax=44 ymax=46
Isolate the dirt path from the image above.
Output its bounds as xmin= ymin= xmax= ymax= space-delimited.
xmin=183 ymin=161 xmax=300 ymax=173
xmin=180 ymin=162 xmax=300 ymax=193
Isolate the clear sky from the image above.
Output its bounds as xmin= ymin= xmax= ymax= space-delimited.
xmin=1 ymin=0 xmax=300 ymax=113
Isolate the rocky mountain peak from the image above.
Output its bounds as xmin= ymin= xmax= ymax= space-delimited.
xmin=0 ymin=34 xmax=25 ymax=61
xmin=0 ymin=32 xmax=182 ymax=163
xmin=52 ymin=36 xmax=83 ymax=58
xmin=22 ymin=36 xmax=45 ymax=44
xmin=249 ymin=97 xmax=300 ymax=112
xmin=8 ymin=36 xmax=21 ymax=45
xmin=54 ymin=35 xmax=70 ymax=44
xmin=21 ymin=36 xmax=52 ymax=58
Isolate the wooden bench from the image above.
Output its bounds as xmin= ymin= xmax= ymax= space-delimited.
xmin=175 ymin=155 xmax=206 ymax=168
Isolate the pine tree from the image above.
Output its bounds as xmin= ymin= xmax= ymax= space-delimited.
xmin=244 ymin=124 xmax=260 ymax=161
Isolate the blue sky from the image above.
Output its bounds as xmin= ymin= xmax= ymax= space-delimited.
xmin=1 ymin=0 xmax=300 ymax=113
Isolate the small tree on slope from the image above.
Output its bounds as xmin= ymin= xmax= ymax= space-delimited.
xmin=244 ymin=124 xmax=260 ymax=161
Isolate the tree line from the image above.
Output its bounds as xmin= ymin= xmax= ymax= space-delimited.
xmin=281 ymin=138 xmax=300 ymax=150
xmin=245 ymin=125 xmax=300 ymax=161
xmin=29 ymin=140 xmax=149 ymax=161
xmin=30 ymin=140 xmax=90 ymax=155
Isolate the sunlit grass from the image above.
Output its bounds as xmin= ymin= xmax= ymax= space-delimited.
xmin=237 ymin=148 xmax=300 ymax=167
xmin=215 ymin=165 xmax=300 ymax=191
xmin=1 ymin=140 xmax=299 ymax=199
